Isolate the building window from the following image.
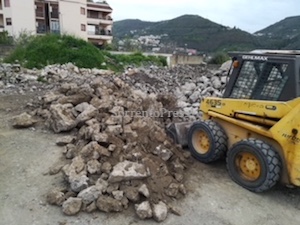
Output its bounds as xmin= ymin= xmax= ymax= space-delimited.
xmin=6 ymin=18 xmax=12 ymax=26
xmin=4 ymin=0 xmax=10 ymax=7
xmin=81 ymin=24 xmax=86 ymax=31
xmin=80 ymin=7 xmax=85 ymax=15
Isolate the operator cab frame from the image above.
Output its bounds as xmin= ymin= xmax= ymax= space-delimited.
xmin=223 ymin=50 xmax=300 ymax=101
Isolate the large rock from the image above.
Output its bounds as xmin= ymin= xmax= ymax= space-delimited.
xmin=48 ymin=103 xmax=77 ymax=133
xmin=62 ymin=197 xmax=82 ymax=215
xmin=135 ymin=201 xmax=152 ymax=219
xmin=108 ymin=160 xmax=150 ymax=183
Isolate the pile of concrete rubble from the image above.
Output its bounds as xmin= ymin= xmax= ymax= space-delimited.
xmin=3 ymin=61 xmax=230 ymax=222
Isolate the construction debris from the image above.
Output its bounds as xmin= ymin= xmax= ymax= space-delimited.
xmin=2 ymin=62 xmax=230 ymax=222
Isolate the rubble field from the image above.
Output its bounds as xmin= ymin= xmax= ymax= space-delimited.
xmin=1 ymin=62 xmax=230 ymax=222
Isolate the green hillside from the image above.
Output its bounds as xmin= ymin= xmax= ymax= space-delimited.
xmin=113 ymin=14 xmax=300 ymax=52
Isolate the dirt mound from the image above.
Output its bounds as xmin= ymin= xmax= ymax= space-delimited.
xmin=22 ymin=74 xmax=194 ymax=222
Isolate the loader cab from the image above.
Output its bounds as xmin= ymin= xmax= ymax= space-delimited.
xmin=223 ymin=50 xmax=300 ymax=101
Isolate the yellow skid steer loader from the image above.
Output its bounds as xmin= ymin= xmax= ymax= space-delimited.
xmin=167 ymin=50 xmax=300 ymax=192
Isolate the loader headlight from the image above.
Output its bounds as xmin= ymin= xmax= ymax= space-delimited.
xmin=233 ymin=60 xmax=240 ymax=68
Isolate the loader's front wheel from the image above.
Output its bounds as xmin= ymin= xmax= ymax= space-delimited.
xmin=187 ymin=120 xmax=227 ymax=163
xmin=227 ymin=139 xmax=281 ymax=192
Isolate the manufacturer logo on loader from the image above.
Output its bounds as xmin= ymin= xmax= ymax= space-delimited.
xmin=242 ymin=55 xmax=268 ymax=61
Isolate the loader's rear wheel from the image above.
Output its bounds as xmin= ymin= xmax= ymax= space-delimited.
xmin=227 ymin=139 xmax=281 ymax=192
xmin=187 ymin=120 xmax=227 ymax=163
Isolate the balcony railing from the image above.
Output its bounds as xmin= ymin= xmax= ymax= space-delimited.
xmin=88 ymin=30 xmax=112 ymax=36
xmin=36 ymin=11 xmax=44 ymax=18
xmin=87 ymin=15 xmax=112 ymax=20
xmin=51 ymin=12 xmax=59 ymax=19
xmin=37 ymin=26 xmax=60 ymax=34
xmin=37 ymin=26 xmax=46 ymax=34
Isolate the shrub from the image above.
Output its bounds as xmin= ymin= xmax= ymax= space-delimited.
xmin=209 ymin=52 xmax=230 ymax=64
xmin=4 ymin=34 xmax=167 ymax=71
xmin=5 ymin=34 xmax=106 ymax=69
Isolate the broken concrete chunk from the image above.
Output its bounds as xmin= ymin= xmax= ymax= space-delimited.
xmin=62 ymin=197 xmax=82 ymax=215
xmin=108 ymin=160 xmax=150 ymax=183
xmin=56 ymin=135 xmax=76 ymax=146
xmin=138 ymin=184 xmax=150 ymax=198
xmin=152 ymin=201 xmax=168 ymax=222
xmin=87 ymin=159 xmax=101 ymax=174
xmin=165 ymin=183 xmax=180 ymax=197
xmin=12 ymin=112 xmax=36 ymax=128
xmin=48 ymin=103 xmax=77 ymax=133
xmin=112 ymin=190 xmax=124 ymax=201
xmin=96 ymin=196 xmax=123 ymax=212
xmin=77 ymin=185 xmax=102 ymax=205
xmin=76 ymin=104 xmax=97 ymax=124
xmin=46 ymin=189 xmax=65 ymax=206
xmin=124 ymin=187 xmax=140 ymax=203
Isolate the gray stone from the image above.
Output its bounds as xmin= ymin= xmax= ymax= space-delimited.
xmin=211 ymin=76 xmax=222 ymax=89
xmin=189 ymin=91 xmax=200 ymax=102
xmin=69 ymin=175 xmax=89 ymax=193
xmin=74 ymin=102 xmax=90 ymax=113
xmin=95 ymin=178 xmax=109 ymax=193
xmin=76 ymin=104 xmax=97 ymax=124
xmin=92 ymin=132 xmax=109 ymax=143
xmin=101 ymin=162 xmax=112 ymax=174
xmin=112 ymin=190 xmax=124 ymax=201
xmin=87 ymin=159 xmax=101 ymax=174
xmin=77 ymin=185 xmax=102 ymax=205
xmin=106 ymin=125 xmax=123 ymax=135
xmin=152 ymin=201 xmax=168 ymax=222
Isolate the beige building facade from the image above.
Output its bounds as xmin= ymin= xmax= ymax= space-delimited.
xmin=0 ymin=0 xmax=113 ymax=46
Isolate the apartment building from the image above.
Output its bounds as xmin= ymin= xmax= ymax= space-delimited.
xmin=0 ymin=0 xmax=113 ymax=46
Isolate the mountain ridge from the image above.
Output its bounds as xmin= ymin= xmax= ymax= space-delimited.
xmin=113 ymin=14 xmax=300 ymax=52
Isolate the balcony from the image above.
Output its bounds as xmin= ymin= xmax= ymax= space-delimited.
xmin=37 ymin=25 xmax=60 ymax=34
xmin=87 ymin=2 xmax=112 ymax=13
xmin=87 ymin=17 xmax=113 ymax=26
xmin=37 ymin=25 xmax=46 ymax=34
xmin=87 ymin=30 xmax=112 ymax=41
xmin=35 ymin=11 xmax=44 ymax=19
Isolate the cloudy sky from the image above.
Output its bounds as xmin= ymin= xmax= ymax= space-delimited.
xmin=107 ymin=0 xmax=299 ymax=33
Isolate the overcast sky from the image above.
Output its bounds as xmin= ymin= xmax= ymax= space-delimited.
xmin=107 ymin=0 xmax=299 ymax=33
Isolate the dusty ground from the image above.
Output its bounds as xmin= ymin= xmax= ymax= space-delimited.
xmin=1 ymin=93 xmax=300 ymax=225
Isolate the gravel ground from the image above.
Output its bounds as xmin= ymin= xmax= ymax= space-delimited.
xmin=1 ymin=94 xmax=300 ymax=225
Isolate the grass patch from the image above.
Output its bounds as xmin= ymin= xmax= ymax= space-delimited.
xmin=4 ymin=34 xmax=167 ymax=71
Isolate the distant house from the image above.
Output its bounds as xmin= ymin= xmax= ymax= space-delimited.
xmin=0 ymin=0 xmax=113 ymax=46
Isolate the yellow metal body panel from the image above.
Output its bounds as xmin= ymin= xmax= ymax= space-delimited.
xmin=201 ymin=97 xmax=300 ymax=186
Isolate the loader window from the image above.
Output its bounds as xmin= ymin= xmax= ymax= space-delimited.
xmin=230 ymin=61 xmax=289 ymax=100
xmin=252 ymin=63 xmax=288 ymax=100
xmin=230 ymin=61 xmax=262 ymax=99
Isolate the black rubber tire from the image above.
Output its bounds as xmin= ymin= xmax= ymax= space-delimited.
xmin=187 ymin=120 xmax=227 ymax=163
xmin=227 ymin=138 xmax=282 ymax=192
